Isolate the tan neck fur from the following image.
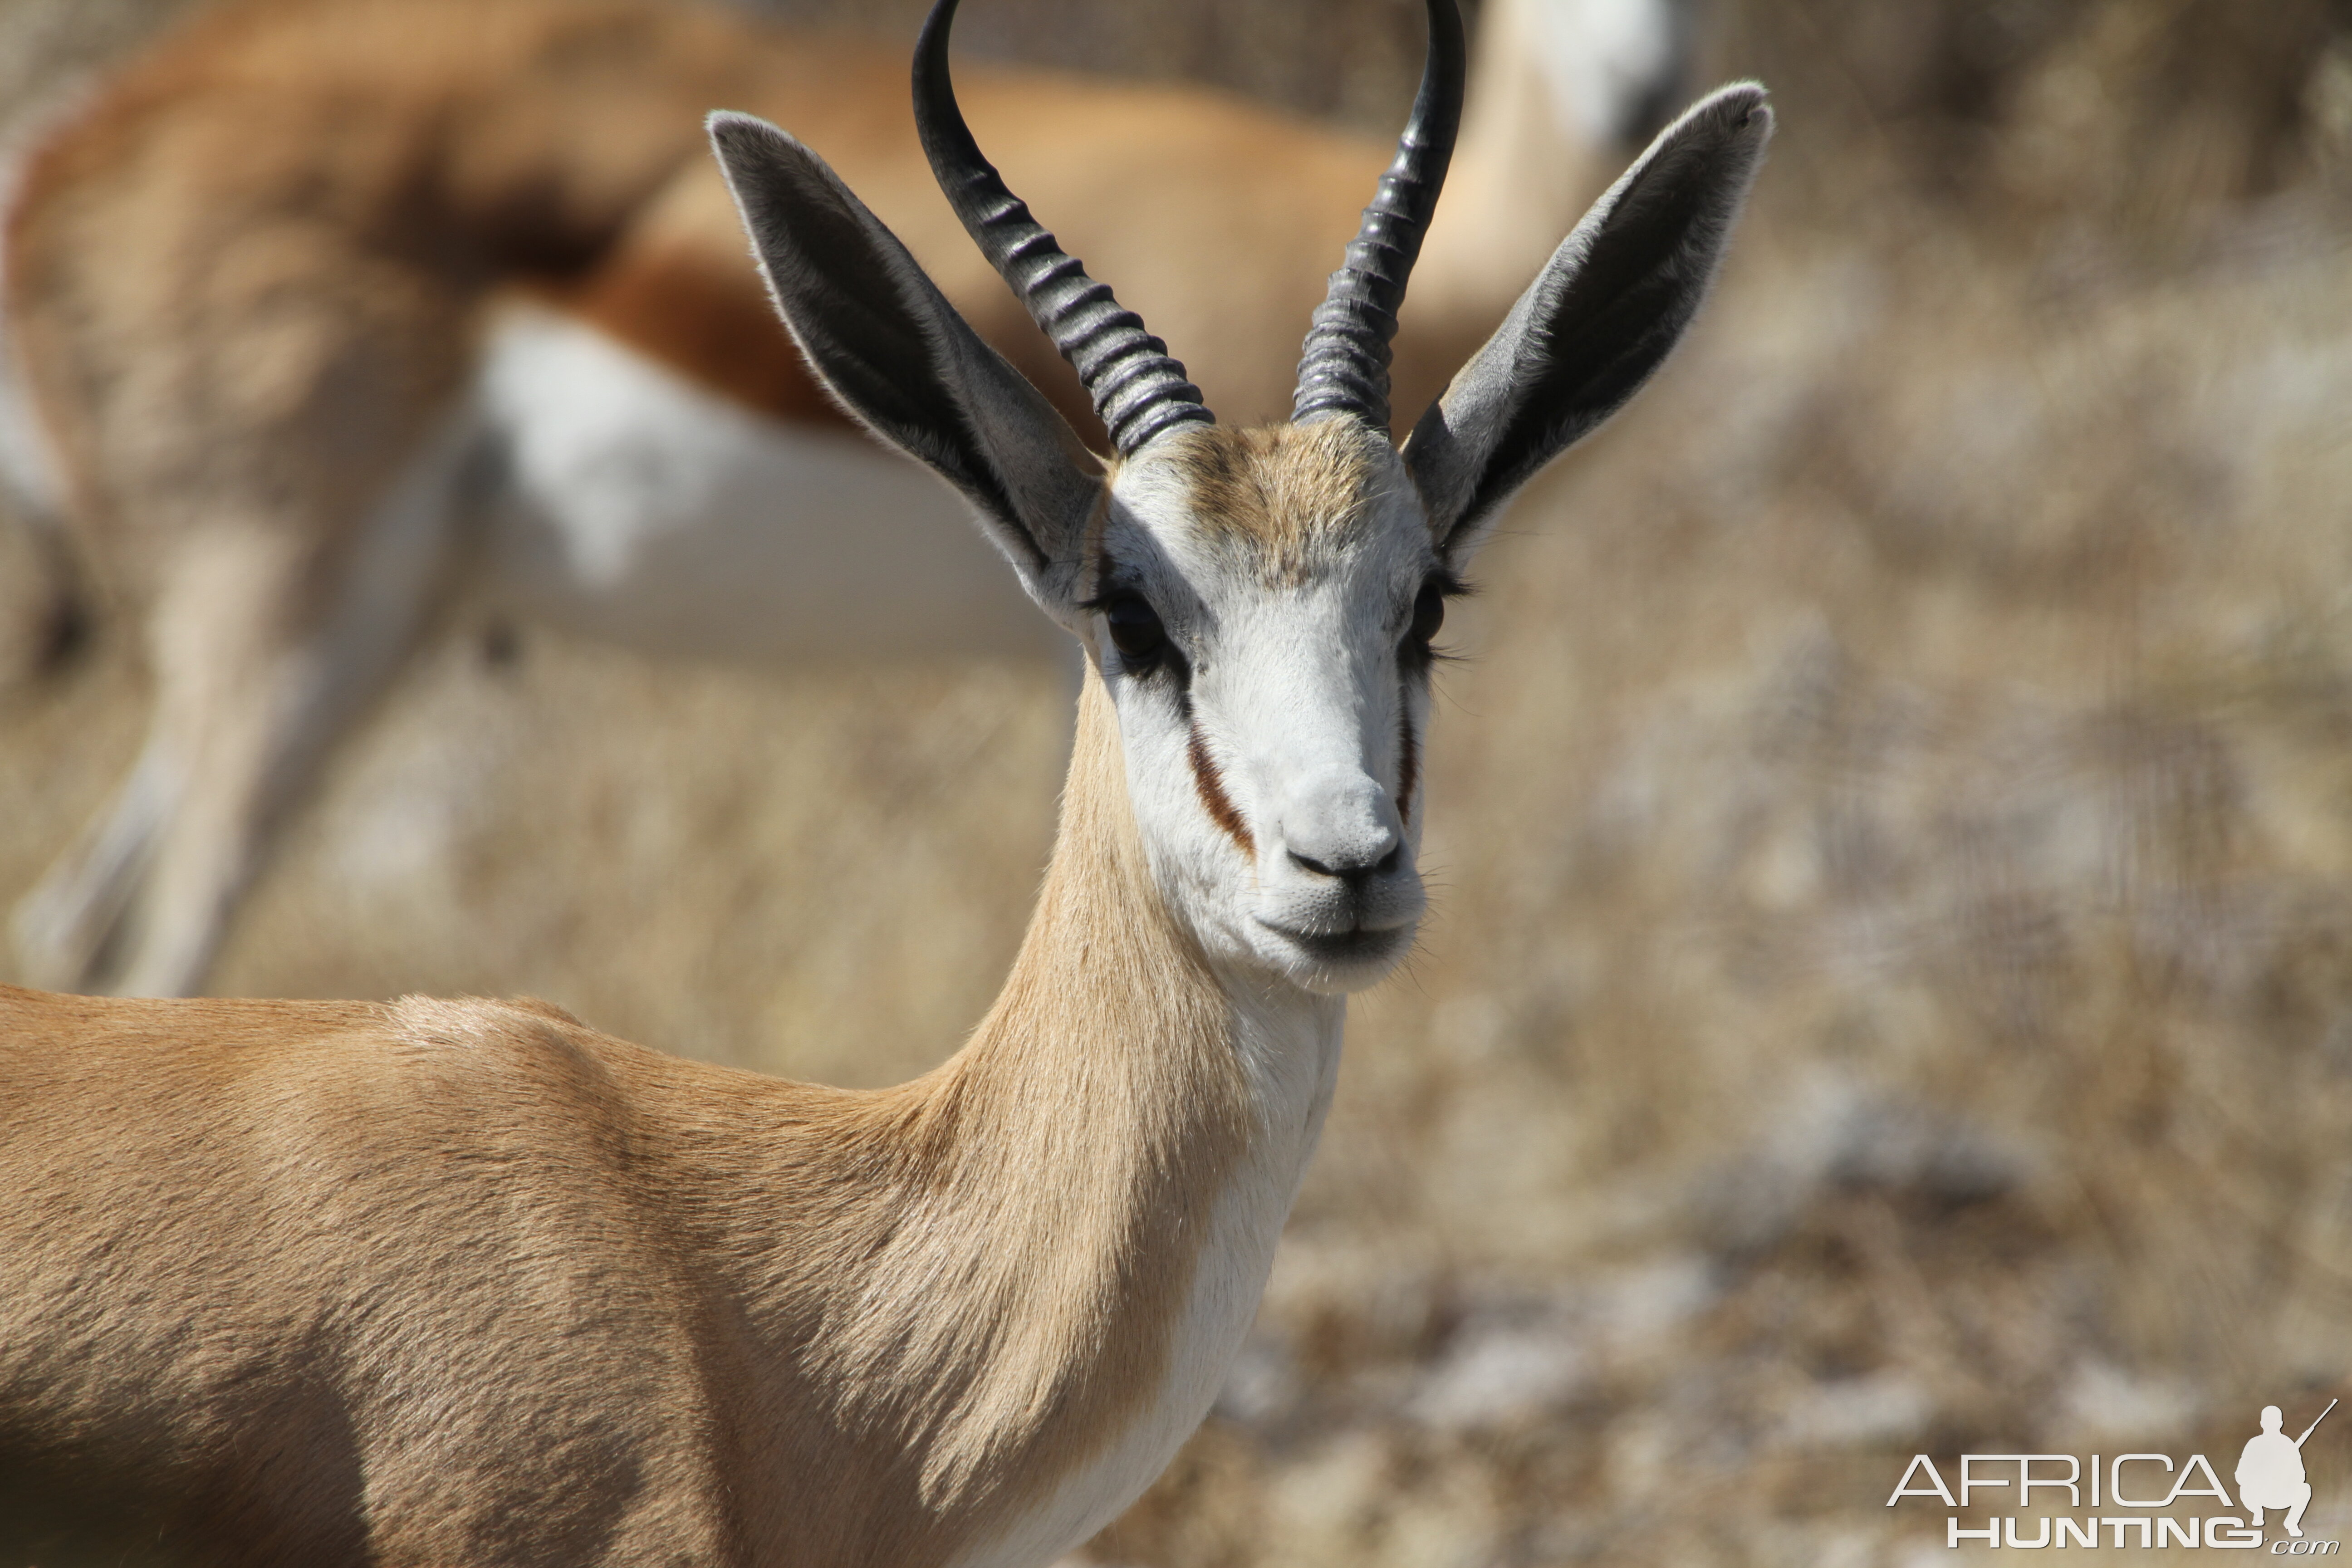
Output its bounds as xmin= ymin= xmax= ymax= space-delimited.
xmin=823 ymin=663 xmax=1248 ymax=1509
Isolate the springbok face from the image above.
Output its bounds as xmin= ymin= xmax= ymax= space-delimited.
xmin=713 ymin=0 xmax=1771 ymax=991
xmin=1093 ymin=421 xmax=1447 ymax=989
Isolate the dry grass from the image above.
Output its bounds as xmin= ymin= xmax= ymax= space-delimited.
xmin=5 ymin=0 xmax=2352 ymax=1562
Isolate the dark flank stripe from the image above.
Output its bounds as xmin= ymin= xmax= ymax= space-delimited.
xmin=1397 ymin=697 xmax=1418 ymax=825
xmin=1188 ymin=723 xmax=1252 ymax=853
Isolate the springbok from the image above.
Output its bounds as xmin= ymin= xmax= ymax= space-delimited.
xmin=0 ymin=0 xmax=1681 ymax=1000
xmin=0 ymin=0 xmax=1766 ymax=1554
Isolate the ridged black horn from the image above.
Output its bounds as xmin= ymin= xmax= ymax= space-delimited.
xmin=914 ymin=0 xmax=1213 ymax=456
xmin=1291 ymin=0 xmax=1467 ymax=431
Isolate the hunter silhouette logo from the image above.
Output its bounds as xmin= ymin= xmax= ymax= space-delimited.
xmin=1887 ymin=1396 xmax=2340 ymax=1551
xmin=2242 ymin=1400 xmax=2335 ymax=1539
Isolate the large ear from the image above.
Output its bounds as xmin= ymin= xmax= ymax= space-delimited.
xmin=1401 ymin=83 xmax=1771 ymax=561
xmin=707 ymin=111 xmax=1101 ymax=617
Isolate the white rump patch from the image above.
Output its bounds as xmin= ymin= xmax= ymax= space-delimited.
xmin=1527 ymin=0 xmax=1679 ymax=145
xmin=477 ymin=303 xmax=1061 ymax=665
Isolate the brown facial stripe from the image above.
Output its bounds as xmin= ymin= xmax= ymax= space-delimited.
xmin=1397 ymin=696 xmax=1419 ymax=826
xmin=1187 ymin=721 xmax=1252 ymax=854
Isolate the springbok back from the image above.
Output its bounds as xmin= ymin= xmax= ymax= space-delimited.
xmin=5 ymin=0 xmax=1678 ymax=1001
xmin=0 ymin=0 xmax=1767 ymax=1560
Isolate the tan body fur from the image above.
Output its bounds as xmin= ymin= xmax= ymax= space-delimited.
xmin=0 ymin=669 xmax=1298 ymax=1565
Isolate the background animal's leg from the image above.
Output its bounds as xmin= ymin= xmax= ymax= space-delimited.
xmin=15 ymin=414 xmax=478 ymax=997
xmin=118 ymin=417 xmax=476 ymax=999
xmin=9 ymin=726 xmax=180 ymax=991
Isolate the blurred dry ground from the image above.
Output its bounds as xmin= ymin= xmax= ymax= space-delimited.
xmin=6 ymin=0 xmax=2352 ymax=1563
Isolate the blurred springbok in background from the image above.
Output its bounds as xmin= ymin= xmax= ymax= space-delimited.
xmin=0 ymin=0 xmax=1765 ymax=1549
xmin=0 ymin=0 xmax=1681 ymax=998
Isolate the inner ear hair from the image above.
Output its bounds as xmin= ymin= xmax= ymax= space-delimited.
xmin=708 ymin=111 xmax=1100 ymax=600
xmin=1405 ymin=83 xmax=1772 ymax=559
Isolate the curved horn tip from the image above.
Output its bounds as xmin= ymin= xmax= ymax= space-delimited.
xmin=913 ymin=0 xmax=1210 ymax=457
xmin=916 ymin=0 xmax=965 ymax=66
xmin=1287 ymin=0 xmax=1469 ymax=430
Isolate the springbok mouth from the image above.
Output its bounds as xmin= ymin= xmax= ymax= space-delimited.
xmin=1259 ymin=920 xmax=1414 ymax=966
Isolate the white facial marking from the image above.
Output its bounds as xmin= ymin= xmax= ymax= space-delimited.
xmin=1092 ymin=424 xmax=1443 ymax=994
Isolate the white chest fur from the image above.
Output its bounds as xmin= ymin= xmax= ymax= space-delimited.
xmin=475 ymin=304 xmax=1061 ymax=665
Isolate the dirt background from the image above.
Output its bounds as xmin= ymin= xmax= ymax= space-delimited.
xmin=5 ymin=0 xmax=2352 ymax=1563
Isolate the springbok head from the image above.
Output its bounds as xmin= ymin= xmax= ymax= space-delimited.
xmin=710 ymin=0 xmax=1769 ymax=994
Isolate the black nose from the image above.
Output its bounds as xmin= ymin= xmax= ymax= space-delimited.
xmin=1287 ymin=844 xmax=1402 ymax=889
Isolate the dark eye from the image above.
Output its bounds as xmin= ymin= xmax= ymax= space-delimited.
xmin=1104 ymin=594 xmax=1167 ymax=664
xmin=1406 ymin=579 xmax=1446 ymax=649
